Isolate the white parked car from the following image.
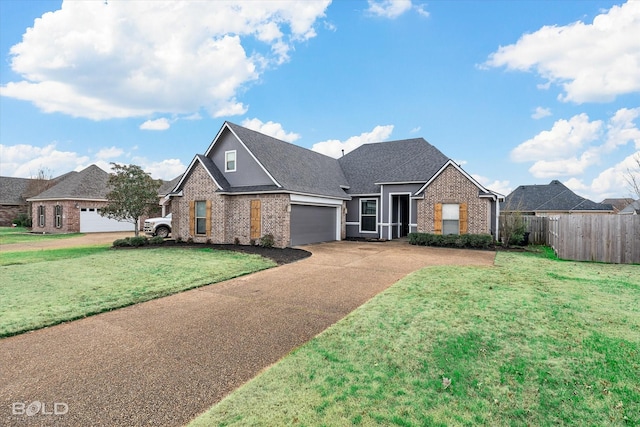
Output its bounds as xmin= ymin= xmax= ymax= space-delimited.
xmin=144 ymin=213 xmax=172 ymax=238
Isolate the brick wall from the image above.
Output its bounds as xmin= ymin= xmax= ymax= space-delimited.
xmin=416 ymin=164 xmax=491 ymax=235
xmin=30 ymin=200 xmax=107 ymax=233
xmin=171 ymin=162 xmax=292 ymax=247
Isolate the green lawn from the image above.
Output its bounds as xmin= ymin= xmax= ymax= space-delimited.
xmin=189 ymin=250 xmax=640 ymax=426
xmin=0 ymin=226 xmax=83 ymax=245
xmin=0 ymin=247 xmax=275 ymax=337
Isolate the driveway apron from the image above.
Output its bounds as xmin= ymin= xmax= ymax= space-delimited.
xmin=0 ymin=241 xmax=495 ymax=426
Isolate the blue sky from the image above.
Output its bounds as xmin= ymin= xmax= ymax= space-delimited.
xmin=1 ymin=0 xmax=639 ymax=201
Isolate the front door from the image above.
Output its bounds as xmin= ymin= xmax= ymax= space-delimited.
xmin=391 ymin=195 xmax=410 ymax=238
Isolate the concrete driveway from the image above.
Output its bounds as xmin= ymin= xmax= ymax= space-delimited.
xmin=0 ymin=240 xmax=495 ymax=426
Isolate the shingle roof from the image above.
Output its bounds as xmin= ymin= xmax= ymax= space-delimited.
xmin=27 ymin=165 xmax=110 ymax=201
xmin=502 ymin=180 xmax=614 ymax=212
xmin=619 ymin=199 xmax=640 ymax=214
xmin=226 ymin=122 xmax=350 ymax=199
xmin=601 ymin=198 xmax=634 ymax=213
xmin=158 ymin=175 xmax=183 ymax=195
xmin=337 ymin=138 xmax=450 ymax=194
xmin=0 ymin=176 xmax=32 ymax=205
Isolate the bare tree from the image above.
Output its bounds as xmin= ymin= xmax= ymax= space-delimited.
xmin=624 ymin=153 xmax=640 ymax=199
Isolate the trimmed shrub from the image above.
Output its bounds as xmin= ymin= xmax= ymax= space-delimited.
xmin=149 ymin=236 xmax=165 ymax=245
xmin=112 ymin=236 xmax=150 ymax=248
xmin=260 ymin=233 xmax=275 ymax=248
xmin=408 ymin=233 xmax=493 ymax=249
xmin=12 ymin=213 xmax=31 ymax=227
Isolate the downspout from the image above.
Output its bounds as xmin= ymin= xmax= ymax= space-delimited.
xmin=495 ymin=196 xmax=501 ymax=242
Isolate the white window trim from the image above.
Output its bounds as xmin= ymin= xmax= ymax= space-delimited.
xmin=359 ymin=198 xmax=378 ymax=234
xmin=225 ymin=150 xmax=237 ymax=172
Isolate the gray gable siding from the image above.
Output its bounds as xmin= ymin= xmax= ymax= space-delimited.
xmin=210 ymin=127 xmax=275 ymax=188
xmin=225 ymin=122 xmax=349 ymax=199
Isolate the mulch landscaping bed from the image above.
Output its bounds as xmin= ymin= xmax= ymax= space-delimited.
xmin=114 ymin=240 xmax=311 ymax=265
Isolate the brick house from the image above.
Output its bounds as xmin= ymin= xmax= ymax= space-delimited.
xmin=26 ymin=165 xmax=135 ymax=233
xmin=169 ymin=122 xmax=504 ymax=247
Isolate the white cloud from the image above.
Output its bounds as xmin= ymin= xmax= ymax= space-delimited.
xmin=95 ymin=146 xmax=124 ymax=160
xmin=312 ymin=125 xmax=394 ymax=158
xmin=140 ymin=118 xmax=171 ymax=131
xmin=564 ymin=152 xmax=640 ymax=200
xmin=410 ymin=126 xmax=422 ymax=134
xmin=511 ymin=113 xmax=603 ymax=163
xmin=0 ymin=1 xmax=331 ymax=120
xmin=241 ymin=118 xmax=301 ymax=143
xmin=512 ymin=108 xmax=640 ymax=180
xmin=415 ymin=4 xmax=430 ymax=18
xmin=0 ymin=143 xmax=90 ymax=178
xmin=484 ymin=1 xmax=640 ymax=103
xmin=531 ymin=106 xmax=551 ymax=119
xmin=137 ymin=158 xmax=187 ymax=181
xmin=473 ymin=175 xmax=512 ymax=197
xmin=367 ymin=0 xmax=413 ymax=18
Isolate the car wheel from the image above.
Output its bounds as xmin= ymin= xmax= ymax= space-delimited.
xmin=156 ymin=226 xmax=170 ymax=238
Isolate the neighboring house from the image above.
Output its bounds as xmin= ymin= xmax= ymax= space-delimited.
xmin=601 ymin=198 xmax=634 ymax=213
xmin=502 ymin=180 xmax=614 ymax=216
xmin=0 ymin=177 xmax=32 ymax=226
xmin=26 ymin=165 xmax=135 ymax=233
xmin=169 ymin=121 xmax=503 ymax=247
xmin=157 ymin=175 xmax=183 ymax=217
xmin=619 ymin=199 xmax=639 ymax=215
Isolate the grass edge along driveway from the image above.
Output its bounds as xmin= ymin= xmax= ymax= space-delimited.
xmin=0 ymin=247 xmax=275 ymax=337
xmin=189 ymin=250 xmax=640 ymax=427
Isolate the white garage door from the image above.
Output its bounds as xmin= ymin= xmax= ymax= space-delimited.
xmin=80 ymin=208 xmax=135 ymax=232
xmin=290 ymin=205 xmax=338 ymax=246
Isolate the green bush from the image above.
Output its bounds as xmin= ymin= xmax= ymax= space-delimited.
xmin=408 ymin=233 xmax=493 ymax=249
xmin=260 ymin=233 xmax=275 ymax=248
xmin=12 ymin=213 xmax=31 ymax=227
xmin=112 ymin=236 xmax=150 ymax=248
xmin=149 ymin=236 xmax=165 ymax=245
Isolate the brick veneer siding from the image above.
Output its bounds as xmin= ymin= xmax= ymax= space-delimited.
xmin=416 ymin=164 xmax=491 ymax=235
xmin=172 ymin=162 xmax=293 ymax=247
xmin=30 ymin=200 xmax=107 ymax=233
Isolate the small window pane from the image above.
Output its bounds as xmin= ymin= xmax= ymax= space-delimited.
xmin=442 ymin=204 xmax=459 ymax=220
xmin=225 ymin=151 xmax=236 ymax=171
xmin=361 ymin=216 xmax=377 ymax=232
xmin=196 ymin=218 xmax=207 ymax=235
xmin=443 ymin=220 xmax=459 ymax=235
xmin=195 ymin=201 xmax=207 ymax=217
xmin=362 ymin=200 xmax=376 ymax=215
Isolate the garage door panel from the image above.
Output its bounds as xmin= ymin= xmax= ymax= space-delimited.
xmin=290 ymin=205 xmax=336 ymax=246
xmin=80 ymin=209 xmax=135 ymax=232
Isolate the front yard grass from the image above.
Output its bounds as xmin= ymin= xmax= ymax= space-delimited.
xmin=189 ymin=250 xmax=640 ymax=426
xmin=0 ymin=226 xmax=82 ymax=245
xmin=0 ymin=247 xmax=275 ymax=337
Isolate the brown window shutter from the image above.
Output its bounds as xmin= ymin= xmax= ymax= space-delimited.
xmin=434 ymin=203 xmax=442 ymax=234
xmin=189 ymin=201 xmax=195 ymax=236
xmin=205 ymin=200 xmax=212 ymax=237
xmin=250 ymin=199 xmax=261 ymax=239
xmin=459 ymin=203 xmax=468 ymax=234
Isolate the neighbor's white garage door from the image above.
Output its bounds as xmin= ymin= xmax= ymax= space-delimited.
xmin=80 ymin=208 xmax=135 ymax=232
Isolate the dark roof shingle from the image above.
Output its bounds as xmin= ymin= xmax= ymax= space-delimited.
xmin=502 ymin=180 xmax=614 ymax=212
xmin=226 ymin=122 xmax=349 ymax=199
xmin=27 ymin=165 xmax=110 ymax=201
xmin=337 ymin=138 xmax=450 ymax=194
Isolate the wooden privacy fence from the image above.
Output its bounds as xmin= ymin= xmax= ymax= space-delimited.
xmin=522 ymin=216 xmax=548 ymax=245
xmin=547 ymin=215 xmax=639 ymax=264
